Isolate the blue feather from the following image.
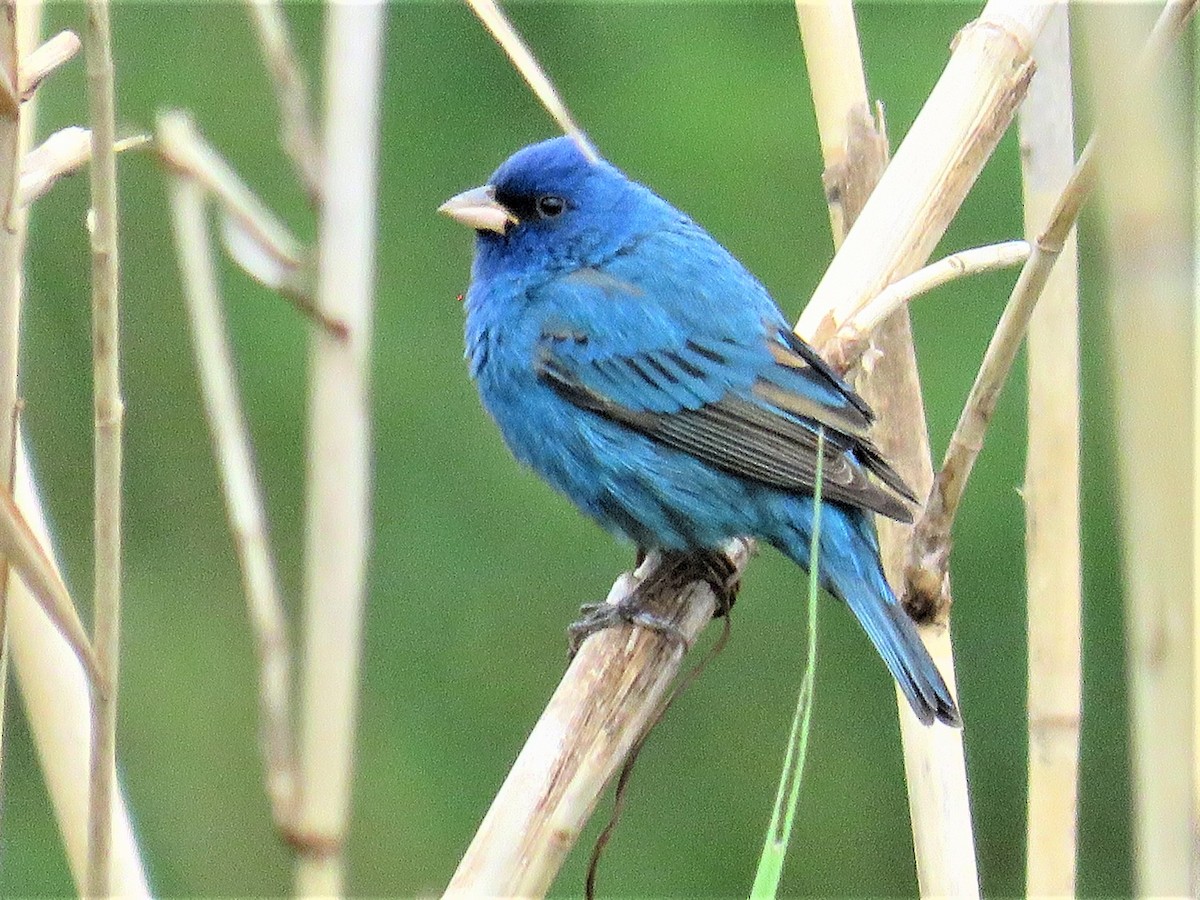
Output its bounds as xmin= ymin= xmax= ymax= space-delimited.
xmin=444 ymin=136 xmax=959 ymax=727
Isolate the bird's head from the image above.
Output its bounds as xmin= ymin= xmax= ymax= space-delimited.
xmin=440 ymin=136 xmax=673 ymax=284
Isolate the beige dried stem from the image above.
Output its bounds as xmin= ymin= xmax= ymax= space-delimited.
xmin=447 ymin=0 xmax=1054 ymax=894
xmin=292 ymin=3 xmax=385 ymax=896
xmin=245 ymin=0 xmax=321 ymax=202
xmin=826 ymin=240 xmax=1031 ymax=372
xmin=162 ymin=108 xmax=298 ymax=834
xmin=801 ymin=0 xmax=1057 ymax=894
xmin=3 ymin=0 xmax=146 ymax=893
xmin=83 ymin=0 xmax=124 ymax=894
xmin=0 ymin=0 xmax=33 ymax=763
xmin=1082 ymin=2 xmax=1195 ymax=894
xmin=1015 ymin=8 xmax=1082 ymax=894
xmin=466 ymin=0 xmax=598 ymax=163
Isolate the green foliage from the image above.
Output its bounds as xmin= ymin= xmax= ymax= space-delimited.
xmin=751 ymin=430 xmax=823 ymax=899
xmin=2 ymin=3 xmax=1129 ymax=897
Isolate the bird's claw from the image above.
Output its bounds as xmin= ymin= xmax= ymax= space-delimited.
xmin=567 ymin=595 xmax=691 ymax=658
xmin=567 ymin=548 xmax=742 ymax=658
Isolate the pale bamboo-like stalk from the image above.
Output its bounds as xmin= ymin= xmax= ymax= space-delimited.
xmin=907 ymin=0 xmax=1197 ymax=607
xmin=293 ymin=4 xmax=385 ymax=896
xmin=83 ymin=0 xmax=123 ymax=894
xmin=465 ymin=0 xmax=597 ymax=163
xmin=9 ymin=442 xmax=148 ymax=895
xmin=245 ymin=0 xmax=321 ymax=202
xmin=1195 ymin=17 xmax=1200 ymax=886
xmin=799 ymin=1 xmax=1057 ymax=896
xmin=796 ymin=0 xmax=1049 ymax=344
xmin=0 ymin=0 xmax=29 ymax=776
xmin=1 ymin=0 xmax=142 ymax=893
xmin=446 ymin=543 xmax=749 ymax=897
xmin=828 ymin=240 xmax=1031 ymax=371
xmin=165 ymin=160 xmax=297 ymax=834
xmin=1082 ymin=3 xmax=1195 ymax=894
xmin=798 ymin=1 xmax=979 ymax=897
xmin=449 ymin=0 xmax=1049 ymax=894
xmin=1017 ymin=8 xmax=1081 ymax=894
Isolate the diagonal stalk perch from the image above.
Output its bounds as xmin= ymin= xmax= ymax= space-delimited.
xmin=448 ymin=0 xmax=1054 ymax=895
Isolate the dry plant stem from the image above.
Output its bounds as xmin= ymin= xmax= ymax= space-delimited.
xmin=3 ymin=2 xmax=143 ymax=892
xmin=796 ymin=0 xmax=1049 ymax=343
xmin=0 ymin=484 xmax=99 ymax=683
xmin=166 ymin=171 xmax=297 ymax=831
xmin=1083 ymin=4 xmax=1195 ymax=893
xmin=829 ymin=240 xmax=1031 ymax=370
xmin=445 ymin=544 xmax=751 ymax=897
xmin=908 ymin=0 xmax=1197 ymax=599
xmin=798 ymin=3 xmax=980 ymax=897
xmin=18 ymin=28 xmax=78 ymax=100
xmin=293 ymin=4 xmax=384 ymax=896
xmin=1016 ymin=8 xmax=1082 ymax=894
xmin=83 ymin=0 xmax=123 ymax=895
xmin=0 ymin=0 xmax=21 ymax=796
xmin=245 ymin=0 xmax=321 ymax=202
xmin=156 ymin=113 xmax=339 ymax=334
xmin=157 ymin=112 xmax=303 ymax=269
xmin=798 ymin=0 xmax=1061 ymax=895
xmin=466 ymin=0 xmax=598 ymax=163
xmin=9 ymin=443 xmax=149 ymax=895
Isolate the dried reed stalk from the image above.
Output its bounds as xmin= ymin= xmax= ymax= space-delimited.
xmin=245 ymin=0 xmax=321 ymax=203
xmin=1082 ymin=3 xmax=1195 ymax=893
xmin=2 ymin=0 xmax=145 ymax=892
xmin=445 ymin=542 xmax=750 ymax=897
xmin=447 ymin=0 xmax=1054 ymax=894
xmin=1016 ymin=8 xmax=1081 ymax=894
xmin=83 ymin=0 xmax=124 ymax=893
xmin=802 ymin=0 xmax=1056 ymax=894
xmin=292 ymin=4 xmax=385 ymax=895
xmin=9 ymin=444 xmax=149 ymax=895
xmin=164 ymin=141 xmax=297 ymax=834
xmin=0 ymin=0 xmax=31 ymax=772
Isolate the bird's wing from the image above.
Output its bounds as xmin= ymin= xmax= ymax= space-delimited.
xmin=532 ymin=267 xmax=916 ymax=522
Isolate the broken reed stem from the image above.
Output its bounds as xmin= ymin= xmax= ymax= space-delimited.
xmin=9 ymin=442 xmax=150 ymax=895
xmin=245 ymin=0 xmax=321 ymax=203
xmin=465 ymin=0 xmax=598 ymax=163
xmin=445 ymin=543 xmax=752 ymax=897
xmin=0 ymin=0 xmax=28 ymax=786
xmin=1017 ymin=8 xmax=1082 ymax=895
xmin=827 ymin=240 xmax=1030 ymax=371
xmin=1082 ymin=3 xmax=1195 ymax=893
xmin=908 ymin=0 xmax=1197 ymax=599
xmin=799 ymin=0 xmax=1063 ymax=895
xmin=797 ymin=1 xmax=981 ymax=896
xmin=293 ymin=4 xmax=384 ymax=896
xmin=83 ymin=0 xmax=124 ymax=894
xmin=165 ymin=162 xmax=297 ymax=833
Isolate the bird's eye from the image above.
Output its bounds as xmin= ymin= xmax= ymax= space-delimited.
xmin=536 ymin=195 xmax=566 ymax=218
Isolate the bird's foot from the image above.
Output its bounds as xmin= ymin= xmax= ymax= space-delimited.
xmin=567 ymin=597 xmax=691 ymax=658
xmin=567 ymin=548 xmax=741 ymax=657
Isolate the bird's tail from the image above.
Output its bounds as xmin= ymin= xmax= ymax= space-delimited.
xmin=778 ymin=507 xmax=961 ymax=727
xmin=842 ymin=574 xmax=961 ymax=727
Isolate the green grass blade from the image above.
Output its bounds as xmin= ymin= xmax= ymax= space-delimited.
xmin=749 ymin=428 xmax=825 ymax=899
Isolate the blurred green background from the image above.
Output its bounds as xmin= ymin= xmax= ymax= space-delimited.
xmin=1 ymin=2 xmax=1131 ymax=896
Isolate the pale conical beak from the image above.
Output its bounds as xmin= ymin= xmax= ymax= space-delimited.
xmin=438 ymin=184 xmax=518 ymax=235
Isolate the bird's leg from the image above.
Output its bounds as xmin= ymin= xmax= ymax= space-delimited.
xmin=568 ymin=548 xmax=740 ymax=657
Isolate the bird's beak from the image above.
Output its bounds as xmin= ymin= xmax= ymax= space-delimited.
xmin=438 ymin=184 xmax=517 ymax=235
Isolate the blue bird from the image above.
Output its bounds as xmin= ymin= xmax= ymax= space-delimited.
xmin=440 ymin=136 xmax=959 ymax=727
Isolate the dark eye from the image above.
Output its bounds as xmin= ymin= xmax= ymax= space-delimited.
xmin=536 ymin=195 xmax=565 ymax=218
